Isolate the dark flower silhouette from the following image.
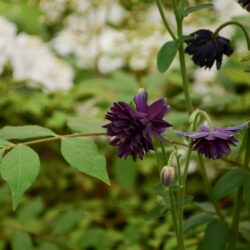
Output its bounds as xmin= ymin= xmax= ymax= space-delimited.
xmin=185 ymin=29 xmax=233 ymax=69
xmin=238 ymin=0 xmax=250 ymax=11
xmin=103 ymin=91 xmax=171 ymax=160
xmin=177 ymin=123 xmax=247 ymax=159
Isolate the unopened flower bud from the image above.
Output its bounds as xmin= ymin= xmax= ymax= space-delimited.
xmin=160 ymin=166 xmax=175 ymax=187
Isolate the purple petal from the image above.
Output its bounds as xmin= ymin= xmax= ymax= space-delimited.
xmin=134 ymin=91 xmax=149 ymax=113
xmin=204 ymin=134 xmax=216 ymax=140
xmin=177 ymin=131 xmax=210 ymax=138
xmin=224 ymin=122 xmax=248 ymax=131
xmin=148 ymin=99 xmax=170 ymax=120
xmin=200 ymin=126 xmax=210 ymax=132
xmin=213 ymin=128 xmax=235 ymax=140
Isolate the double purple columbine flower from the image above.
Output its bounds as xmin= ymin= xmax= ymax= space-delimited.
xmin=103 ymin=91 xmax=171 ymax=160
xmin=177 ymin=124 xmax=247 ymax=159
xmin=238 ymin=0 xmax=250 ymax=12
xmin=185 ymin=29 xmax=233 ymax=69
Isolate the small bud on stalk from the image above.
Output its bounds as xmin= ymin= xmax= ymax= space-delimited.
xmin=160 ymin=166 xmax=175 ymax=187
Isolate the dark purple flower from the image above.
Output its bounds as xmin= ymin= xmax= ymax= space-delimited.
xmin=185 ymin=29 xmax=233 ymax=69
xmin=103 ymin=91 xmax=171 ymax=160
xmin=177 ymin=123 xmax=247 ymax=159
xmin=238 ymin=0 xmax=250 ymax=11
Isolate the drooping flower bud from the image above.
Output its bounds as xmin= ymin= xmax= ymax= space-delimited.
xmin=160 ymin=166 xmax=175 ymax=187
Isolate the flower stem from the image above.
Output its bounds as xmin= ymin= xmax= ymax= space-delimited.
xmin=3 ymin=132 xmax=106 ymax=151
xmin=174 ymin=10 xmax=193 ymax=115
xmin=192 ymin=110 xmax=214 ymax=133
xmin=176 ymin=151 xmax=185 ymax=250
xmin=228 ymin=128 xmax=250 ymax=250
xmin=214 ymin=21 xmax=250 ymax=50
xmin=160 ymin=141 xmax=168 ymax=165
xmin=160 ymin=141 xmax=181 ymax=247
xmin=155 ymin=0 xmax=177 ymax=40
xmin=197 ymin=154 xmax=225 ymax=221
xmin=169 ymin=189 xmax=181 ymax=243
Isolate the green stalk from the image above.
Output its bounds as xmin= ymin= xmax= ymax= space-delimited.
xmin=176 ymin=151 xmax=185 ymax=250
xmin=197 ymin=154 xmax=225 ymax=221
xmin=160 ymin=141 xmax=180 ymax=247
xmin=155 ymin=0 xmax=177 ymax=40
xmin=214 ymin=21 xmax=250 ymax=50
xmin=228 ymin=128 xmax=250 ymax=250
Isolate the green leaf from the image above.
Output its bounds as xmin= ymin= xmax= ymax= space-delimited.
xmin=0 ymin=2 xmax=43 ymax=35
xmin=11 ymin=231 xmax=32 ymax=250
xmin=52 ymin=210 xmax=81 ymax=235
xmin=197 ymin=219 xmax=229 ymax=250
xmin=184 ymin=213 xmax=215 ymax=232
xmin=212 ymin=168 xmax=248 ymax=200
xmin=113 ymin=157 xmax=137 ymax=191
xmin=144 ymin=204 xmax=168 ymax=220
xmin=0 ymin=125 xmax=56 ymax=140
xmin=244 ymin=174 xmax=250 ymax=215
xmin=61 ymin=138 xmax=110 ymax=184
xmin=182 ymin=3 xmax=213 ymax=17
xmin=157 ymin=40 xmax=179 ymax=73
xmin=67 ymin=118 xmax=105 ymax=133
xmin=0 ymin=138 xmax=12 ymax=148
xmin=0 ymin=149 xmax=4 ymax=162
xmin=0 ymin=145 xmax=40 ymax=209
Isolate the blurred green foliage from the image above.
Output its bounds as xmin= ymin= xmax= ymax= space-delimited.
xmin=0 ymin=0 xmax=250 ymax=249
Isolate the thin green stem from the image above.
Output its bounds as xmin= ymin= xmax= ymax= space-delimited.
xmin=228 ymin=128 xmax=250 ymax=250
xmin=192 ymin=110 xmax=214 ymax=133
xmin=197 ymin=155 xmax=225 ymax=221
xmin=160 ymin=141 xmax=168 ymax=165
xmin=160 ymin=140 xmax=181 ymax=248
xmin=3 ymin=132 xmax=106 ymax=151
xmin=156 ymin=0 xmax=177 ymax=40
xmin=178 ymin=185 xmax=185 ymax=250
xmin=176 ymin=17 xmax=193 ymax=115
xmin=169 ymin=189 xmax=180 ymax=243
xmin=214 ymin=21 xmax=250 ymax=50
xmin=183 ymin=145 xmax=192 ymax=187
xmin=167 ymin=149 xmax=177 ymax=166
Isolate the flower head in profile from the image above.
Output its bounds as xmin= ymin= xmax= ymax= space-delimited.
xmin=177 ymin=123 xmax=247 ymax=159
xmin=185 ymin=29 xmax=233 ymax=69
xmin=238 ymin=0 xmax=250 ymax=12
xmin=103 ymin=91 xmax=171 ymax=160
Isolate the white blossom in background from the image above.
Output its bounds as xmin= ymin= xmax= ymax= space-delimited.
xmin=214 ymin=0 xmax=247 ymax=21
xmin=192 ymin=68 xmax=218 ymax=94
xmin=39 ymin=0 xmax=67 ymax=22
xmin=11 ymin=33 xmax=73 ymax=92
xmin=0 ymin=17 xmax=16 ymax=74
xmin=0 ymin=16 xmax=73 ymax=92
